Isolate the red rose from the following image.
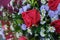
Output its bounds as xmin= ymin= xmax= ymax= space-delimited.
xmin=50 ymin=20 xmax=60 ymax=34
xmin=48 ymin=0 xmax=60 ymax=10
xmin=18 ymin=36 xmax=27 ymax=40
xmin=22 ymin=9 xmax=40 ymax=27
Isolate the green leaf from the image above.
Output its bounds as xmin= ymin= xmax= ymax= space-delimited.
xmin=16 ymin=19 xmax=23 ymax=24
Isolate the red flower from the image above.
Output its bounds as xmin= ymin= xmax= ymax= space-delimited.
xmin=50 ymin=20 xmax=60 ymax=34
xmin=18 ymin=36 xmax=27 ymax=40
xmin=0 ymin=0 xmax=11 ymax=7
xmin=48 ymin=0 xmax=60 ymax=10
xmin=22 ymin=9 xmax=40 ymax=27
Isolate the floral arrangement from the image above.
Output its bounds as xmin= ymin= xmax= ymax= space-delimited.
xmin=0 ymin=0 xmax=60 ymax=40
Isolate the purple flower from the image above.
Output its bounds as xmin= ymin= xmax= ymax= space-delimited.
xmin=57 ymin=3 xmax=60 ymax=13
xmin=21 ymin=24 xmax=27 ymax=30
xmin=0 ymin=0 xmax=11 ymax=7
xmin=26 ymin=4 xmax=30 ymax=9
xmin=22 ymin=6 xmax=28 ymax=12
xmin=7 ymin=6 xmax=14 ymax=14
xmin=18 ymin=4 xmax=30 ymax=15
xmin=48 ymin=10 xmax=58 ymax=18
xmin=40 ymin=5 xmax=45 ymax=10
xmin=40 ymin=5 xmax=49 ymax=11
xmin=0 ymin=28 xmax=5 ymax=39
xmin=44 ymin=5 xmax=49 ymax=11
xmin=18 ymin=8 xmax=23 ymax=15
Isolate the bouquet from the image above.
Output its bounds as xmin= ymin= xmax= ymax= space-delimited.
xmin=0 ymin=0 xmax=60 ymax=40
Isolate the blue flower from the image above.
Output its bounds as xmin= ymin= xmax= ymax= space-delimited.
xmin=0 ymin=28 xmax=5 ymax=39
xmin=21 ymin=24 xmax=27 ymax=30
xmin=40 ymin=5 xmax=45 ymax=10
xmin=18 ymin=4 xmax=30 ymax=15
xmin=26 ymin=4 xmax=30 ymax=9
xmin=18 ymin=8 xmax=23 ymax=15
xmin=44 ymin=5 xmax=49 ymax=11
xmin=22 ymin=6 xmax=28 ymax=12
xmin=40 ymin=5 xmax=49 ymax=11
xmin=57 ymin=3 xmax=60 ymax=13
xmin=48 ymin=10 xmax=58 ymax=18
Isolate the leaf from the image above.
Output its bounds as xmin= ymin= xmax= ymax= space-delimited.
xmin=16 ymin=19 xmax=23 ymax=24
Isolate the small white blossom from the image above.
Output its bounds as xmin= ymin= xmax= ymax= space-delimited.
xmin=45 ymin=38 xmax=50 ymax=40
xmin=22 ymin=0 xmax=26 ymax=5
xmin=40 ymin=31 xmax=46 ymax=37
xmin=40 ymin=27 xmax=46 ymax=37
xmin=40 ymin=9 xmax=46 ymax=21
xmin=40 ymin=21 xmax=46 ymax=24
xmin=10 ymin=24 xmax=15 ymax=31
xmin=41 ymin=27 xmax=45 ymax=32
xmin=27 ymin=28 xmax=32 ymax=35
xmin=48 ymin=26 xmax=55 ymax=32
xmin=35 ymin=34 xmax=38 ymax=36
xmin=10 ymin=0 xmax=14 ymax=6
xmin=19 ymin=32 xmax=23 ymax=36
xmin=3 ymin=12 xmax=6 ymax=16
xmin=41 ymin=0 xmax=46 ymax=4
xmin=12 ymin=14 xmax=15 ymax=18
xmin=16 ymin=32 xmax=20 ymax=38
xmin=41 ymin=9 xmax=46 ymax=14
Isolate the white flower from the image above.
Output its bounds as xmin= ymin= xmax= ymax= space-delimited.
xmin=19 ymin=32 xmax=23 ymax=36
xmin=10 ymin=0 xmax=14 ymax=6
xmin=35 ymin=34 xmax=38 ymax=36
xmin=3 ymin=12 xmax=6 ymax=16
xmin=40 ymin=31 xmax=46 ymax=37
xmin=16 ymin=32 xmax=20 ymax=38
xmin=10 ymin=24 xmax=15 ymax=31
xmin=45 ymin=38 xmax=50 ymax=40
xmin=40 ymin=21 xmax=46 ymax=24
xmin=27 ymin=28 xmax=32 ymax=35
xmin=22 ymin=0 xmax=26 ymax=5
xmin=40 ymin=27 xmax=46 ymax=37
xmin=12 ymin=14 xmax=15 ymax=18
xmin=41 ymin=27 xmax=45 ymax=32
xmin=41 ymin=9 xmax=46 ymax=14
xmin=41 ymin=0 xmax=46 ymax=4
xmin=40 ymin=9 xmax=46 ymax=20
xmin=48 ymin=26 xmax=55 ymax=32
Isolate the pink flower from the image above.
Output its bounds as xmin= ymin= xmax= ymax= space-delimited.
xmin=0 ymin=0 xmax=11 ymax=7
xmin=18 ymin=36 xmax=27 ymax=40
